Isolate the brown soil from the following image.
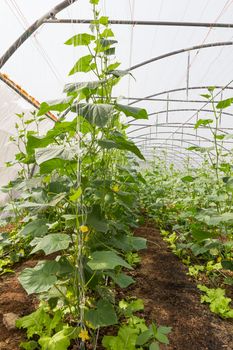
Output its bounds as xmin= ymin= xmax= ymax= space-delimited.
xmin=0 ymin=223 xmax=17 ymax=233
xmin=0 ymin=258 xmax=38 ymax=350
xmin=125 ymin=222 xmax=233 ymax=350
xmin=0 ymin=222 xmax=233 ymax=350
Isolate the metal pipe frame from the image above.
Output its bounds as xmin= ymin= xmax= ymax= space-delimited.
xmin=141 ymin=149 xmax=200 ymax=165
xmin=127 ymin=122 xmax=231 ymax=135
xmin=128 ymin=41 xmax=233 ymax=71
xmin=131 ymin=131 xmax=225 ymax=145
xmin=45 ymin=19 xmax=233 ymax=29
xmin=116 ymin=96 xmax=222 ymax=103
xmin=128 ymin=86 xmax=233 ymax=106
xmin=140 ymin=144 xmax=202 ymax=160
xmin=127 ymin=108 xmax=233 ymax=125
xmin=0 ymin=0 xmax=79 ymax=69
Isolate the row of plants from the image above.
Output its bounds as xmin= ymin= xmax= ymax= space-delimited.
xmin=0 ymin=1 xmax=171 ymax=349
xmin=141 ymin=89 xmax=233 ymax=319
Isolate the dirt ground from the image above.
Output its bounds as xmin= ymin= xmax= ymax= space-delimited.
xmin=0 ymin=258 xmax=38 ymax=350
xmin=126 ymin=222 xmax=233 ymax=350
xmin=0 ymin=221 xmax=233 ymax=349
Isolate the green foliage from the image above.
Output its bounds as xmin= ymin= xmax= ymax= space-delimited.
xmin=85 ymin=299 xmax=118 ymax=327
xmin=87 ymin=250 xmax=132 ymax=270
xmin=16 ymin=306 xmax=78 ymax=350
xmin=103 ymin=300 xmax=171 ymax=350
xmin=198 ymin=285 xmax=233 ymax=318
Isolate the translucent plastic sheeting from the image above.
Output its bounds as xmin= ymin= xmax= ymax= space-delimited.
xmin=1 ymin=0 xmax=233 ymax=166
xmin=0 ymin=80 xmax=54 ymax=203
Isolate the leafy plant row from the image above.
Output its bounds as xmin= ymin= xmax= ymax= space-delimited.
xmin=141 ymin=95 xmax=233 ymax=318
xmin=0 ymin=1 xmax=171 ymax=349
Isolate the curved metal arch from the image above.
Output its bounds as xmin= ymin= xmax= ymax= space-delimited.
xmin=127 ymin=122 xmax=231 ymax=135
xmin=0 ymin=0 xmax=79 ymax=69
xmin=140 ymin=144 xmax=203 ymax=161
xmin=133 ymin=132 xmax=232 ymax=158
xmin=127 ymin=108 xmax=233 ymax=125
xmin=131 ymin=131 xmax=222 ymax=146
xmin=134 ymin=136 xmax=208 ymax=157
xmin=142 ymin=150 xmax=194 ymax=165
xmin=141 ymin=149 xmax=201 ymax=165
xmin=128 ymin=41 xmax=233 ymax=72
xmin=128 ymin=86 xmax=233 ymax=106
xmin=138 ymin=141 xmax=206 ymax=161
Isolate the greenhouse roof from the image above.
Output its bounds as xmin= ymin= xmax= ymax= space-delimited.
xmin=1 ymin=0 xmax=233 ymax=167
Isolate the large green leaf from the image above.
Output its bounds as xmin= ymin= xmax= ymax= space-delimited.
xmin=107 ymin=272 xmax=135 ymax=288
xmin=19 ymin=260 xmax=59 ymax=294
xmin=20 ymin=219 xmax=48 ymax=238
xmin=85 ymin=300 xmax=118 ymax=327
xmin=115 ymin=104 xmax=148 ymax=120
xmin=98 ymin=134 xmax=145 ymax=160
xmin=71 ymin=103 xmax=114 ymax=127
xmin=30 ymin=234 xmax=71 ymax=255
xmin=87 ymin=250 xmax=132 ymax=270
xmin=16 ymin=307 xmax=51 ymax=338
xmin=69 ymin=55 xmax=95 ymax=75
xmin=87 ymin=205 xmax=109 ymax=232
xmin=26 ymin=135 xmax=54 ymax=154
xmin=194 ymin=119 xmax=213 ymax=129
xmin=35 ymin=146 xmax=78 ymax=165
xmin=109 ymin=235 xmax=147 ymax=252
xmin=216 ymin=97 xmax=233 ymax=109
xmin=65 ymin=33 xmax=95 ymax=46
xmin=64 ymin=80 xmax=106 ymax=94
xmin=39 ymin=328 xmax=73 ymax=350
xmin=37 ymin=98 xmax=73 ymax=116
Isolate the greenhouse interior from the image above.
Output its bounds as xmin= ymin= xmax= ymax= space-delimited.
xmin=0 ymin=1 xmax=233 ymax=349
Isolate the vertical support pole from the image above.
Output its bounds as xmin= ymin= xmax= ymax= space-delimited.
xmin=186 ymin=52 xmax=190 ymax=101
xmin=166 ymin=93 xmax=169 ymax=123
xmin=181 ymin=126 xmax=184 ymax=147
xmin=196 ymin=112 xmax=198 ymax=139
xmin=219 ymin=92 xmax=223 ymax=126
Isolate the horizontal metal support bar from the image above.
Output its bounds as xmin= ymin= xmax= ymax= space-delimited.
xmin=118 ymin=97 xmax=221 ymax=103
xmin=45 ymin=19 xmax=233 ymax=29
xmin=129 ymin=41 xmax=233 ymax=71
xmin=127 ymin=108 xmax=233 ymax=125
xmin=129 ymin=86 xmax=233 ymax=106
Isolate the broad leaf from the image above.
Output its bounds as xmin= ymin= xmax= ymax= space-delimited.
xmin=19 ymin=260 xmax=59 ymax=294
xmin=107 ymin=272 xmax=135 ymax=288
xmin=216 ymin=97 xmax=233 ymax=109
xmin=65 ymin=33 xmax=95 ymax=46
xmin=35 ymin=146 xmax=79 ymax=165
xmin=71 ymin=103 xmax=114 ymax=127
xmin=37 ymin=98 xmax=73 ymax=116
xmin=181 ymin=176 xmax=195 ymax=182
xmin=115 ymin=104 xmax=148 ymax=120
xmin=98 ymin=135 xmax=145 ymax=160
xmin=194 ymin=119 xmax=213 ymax=129
xmin=30 ymin=234 xmax=71 ymax=255
xmin=109 ymin=235 xmax=147 ymax=252
xmin=87 ymin=250 xmax=132 ymax=270
xmin=85 ymin=300 xmax=117 ymax=327
xmin=69 ymin=55 xmax=94 ymax=75
xmin=64 ymin=80 xmax=107 ymax=94
xmin=39 ymin=328 xmax=72 ymax=350
xmin=20 ymin=219 xmax=48 ymax=238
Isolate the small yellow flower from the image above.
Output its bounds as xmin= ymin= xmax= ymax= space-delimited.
xmin=112 ymin=184 xmax=120 ymax=193
xmin=217 ymin=256 xmax=222 ymax=262
xmin=78 ymin=329 xmax=90 ymax=342
xmin=80 ymin=225 xmax=89 ymax=233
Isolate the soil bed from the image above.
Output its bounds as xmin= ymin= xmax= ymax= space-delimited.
xmin=0 ymin=221 xmax=233 ymax=349
xmin=125 ymin=221 xmax=233 ymax=350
